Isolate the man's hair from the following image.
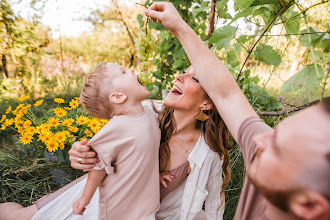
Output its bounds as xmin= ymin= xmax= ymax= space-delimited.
xmin=320 ymin=96 xmax=330 ymax=201
xmin=80 ymin=62 xmax=113 ymax=120
xmin=321 ymin=96 xmax=330 ymax=115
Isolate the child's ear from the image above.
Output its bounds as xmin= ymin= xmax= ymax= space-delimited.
xmin=109 ymin=92 xmax=127 ymax=104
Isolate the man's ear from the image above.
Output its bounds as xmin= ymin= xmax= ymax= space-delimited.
xmin=290 ymin=191 xmax=330 ymax=220
xmin=109 ymin=92 xmax=127 ymax=104
xmin=202 ymin=101 xmax=212 ymax=111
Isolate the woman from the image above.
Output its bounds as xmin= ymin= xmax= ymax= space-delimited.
xmin=68 ymin=66 xmax=231 ymax=219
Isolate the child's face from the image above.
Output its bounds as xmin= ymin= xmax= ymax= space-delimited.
xmin=104 ymin=63 xmax=150 ymax=102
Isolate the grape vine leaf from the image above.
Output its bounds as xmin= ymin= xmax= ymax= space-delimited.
xmin=283 ymin=11 xmax=300 ymax=34
xmin=234 ymin=0 xmax=255 ymax=10
xmin=209 ymin=25 xmax=237 ymax=50
xmin=251 ymin=0 xmax=281 ymax=6
xmin=193 ymin=1 xmax=210 ymax=15
xmin=216 ymin=0 xmax=232 ymax=19
xmin=281 ymin=64 xmax=324 ymax=93
xmin=254 ymin=45 xmax=281 ymax=66
xmin=300 ymin=27 xmax=330 ymax=52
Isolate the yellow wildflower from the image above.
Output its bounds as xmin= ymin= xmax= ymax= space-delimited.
xmin=69 ymin=137 xmax=77 ymax=143
xmin=19 ymin=134 xmax=33 ymax=145
xmin=54 ymin=98 xmax=65 ymax=104
xmin=23 ymin=120 xmax=32 ymax=128
xmin=47 ymin=141 xmax=59 ymax=152
xmin=69 ymin=126 xmax=78 ymax=133
xmin=74 ymin=97 xmax=80 ymax=100
xmin=25 ymin=126 xmax=36 ymax=135
xmin=76 ymin=116 xmax=89 ymax=125
xmin=55 ymin=132 xmax=66 ymax=143
xmin=69 ymin=99 xmax=79 ymax=109
xmin=59 ymin=143 xmax=65 ymax=150
xmin=17 ymin=126 xmax=23 ymax=133
xmin=84 ymin=129 xmax=93 ymax=137
xmin=5 ymin=106 xmax=11 ymax=114
xmin=1 ymin=124 xmax=7 ymax=130
xmin=64 ymin=107 xmax=71 ymax=110
xmin=0 ymin=115 xmax=6 ymax=123
xmin=34 ymin=100 xmax=44 ymax=107
xmin=61 ymin=118 xmax=74 ymax=127
xmin=54 ymin=107 xmax=67 ymax=118
xmin=5 ymin=118 xmax=14 ymax=126
xmin=40 ymin=123 xmax=51 ymax=132
xmin=88 ymin=118 xmax=100 ymax=133
xmin=39 ymin=131 xmax=53 ymax=144
xmin=48 ymin=117 xmax=60 ymax=128
xmin=18 ymin=95 xmax=30 ymax=102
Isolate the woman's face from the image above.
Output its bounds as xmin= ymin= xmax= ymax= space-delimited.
xmin=164 ymin=66 xmax=208 ymax=112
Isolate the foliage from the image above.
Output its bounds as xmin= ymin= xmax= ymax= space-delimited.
xmin=0 ymin=96 xmax=108 ymax=161
xmin=0 ymin=142 xmax=83 ymax=205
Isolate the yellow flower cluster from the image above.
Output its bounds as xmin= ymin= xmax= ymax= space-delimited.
xmin=1 ymin=96 xmax=108 ymax=153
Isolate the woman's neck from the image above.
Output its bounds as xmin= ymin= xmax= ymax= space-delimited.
xmin=173 ymin=109 xmax=198 ymax=136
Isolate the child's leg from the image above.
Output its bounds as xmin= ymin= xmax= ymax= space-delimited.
xmin=0 ymin=203 xmax=38 ymax=220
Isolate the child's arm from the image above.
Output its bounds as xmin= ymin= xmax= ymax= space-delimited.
xmin=73 ymin=170 xmax=106 ymax=215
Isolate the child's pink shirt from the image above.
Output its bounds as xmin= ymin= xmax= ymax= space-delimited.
xmin=87 ymin=106 xmax=160 ymax=220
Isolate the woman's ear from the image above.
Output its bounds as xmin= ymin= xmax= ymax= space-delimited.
xmin=289 ymin=191 xmax=330 ymax=220
xmin=109 ymin=92 xmax=127 ymax=104
xmin=202 ymin=101 xmax=212 ymax=111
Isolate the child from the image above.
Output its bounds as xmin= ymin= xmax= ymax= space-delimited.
xmin=72 ymin=62 xmax=160 ymax=220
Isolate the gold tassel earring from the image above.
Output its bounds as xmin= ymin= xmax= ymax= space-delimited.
xmin=196 ymin=107 xmax=209 ymax=121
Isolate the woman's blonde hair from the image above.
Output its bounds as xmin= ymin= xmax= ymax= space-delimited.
xmin=80 ymin=62 xmax=113 ymax=120
xmin=157 ymin=97 xmax=231 ymax=208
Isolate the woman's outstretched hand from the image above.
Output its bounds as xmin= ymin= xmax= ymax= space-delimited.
xmin=144 ymin=2 xmax=187 ymax=37
xmin=69 ymin=139 xmax=99 ymax=170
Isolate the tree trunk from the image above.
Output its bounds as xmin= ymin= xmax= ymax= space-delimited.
xmin=1 ymin=54 xmax=8 ymax=79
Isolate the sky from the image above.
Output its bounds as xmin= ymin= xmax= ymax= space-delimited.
xmin=11 ymin=0 xmax=137 ymax=38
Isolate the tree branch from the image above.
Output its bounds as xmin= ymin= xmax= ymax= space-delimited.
xmin=112 ymin=0 xmax=135 ymax=47
xmin=257 ymin=100 xmax=319 ymax=116
xmin=208 ymin=0 xmax=216 ymax=49
xmin=236 ymin=0 xmax=295 ymax=81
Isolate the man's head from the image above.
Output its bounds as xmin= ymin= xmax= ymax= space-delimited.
xmin=247 ymin=97 xmax=330 ymax=220
xmin=80 ymin=63 xmax=149 ymax=120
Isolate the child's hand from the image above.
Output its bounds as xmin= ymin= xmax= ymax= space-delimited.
xmin=160 ymin=172 xmax=174 ymax=188
xmin=73 ymin=197 xmax=90 ymax=215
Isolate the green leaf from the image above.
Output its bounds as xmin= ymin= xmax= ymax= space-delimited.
xmin=300 ymin=27 xmax=330 ymax=52
xmin=235 ymin=0 xmax=255 ymax=10
xmin=251 ymin=0 xmax=281 ymax=6
xmin=173 ymin=59 xmax=186 ymax=69
xmin=137 ymin=14 xmax=144 ymax=28
xmin=283 ymin=11 xmax=300 ymax=34
xmin=193 ymin=1 xmax=210 ymax=15
xmin=281 ymin=64 xmax=324 ymax=93
xmin=231 ymin=7 xmax=254 ymax=23
xmin=237 ymin=35 xmax=255 ymax=44
xmin=254 ymin=45 xmax=281 ymax=66
xmin=216 ymin=0 xmax=232 ymax=19
xmin=252 ymin=7 xmax=269 ymax=17
xmin=209 ymin=25 xmax=237 ymax=50
xmin=55 ymin=150 xmax=64 ymax=163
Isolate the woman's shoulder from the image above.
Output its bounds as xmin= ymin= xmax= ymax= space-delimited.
xmin=142 ymin=99 xmax=163 ymax=112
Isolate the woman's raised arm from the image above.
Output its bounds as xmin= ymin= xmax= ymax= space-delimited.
xmin=145 ymin=2 xmax=258 ymax=141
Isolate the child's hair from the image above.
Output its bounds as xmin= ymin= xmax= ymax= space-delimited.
xmin=80 ymin=62 xmax=113 ymax=120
